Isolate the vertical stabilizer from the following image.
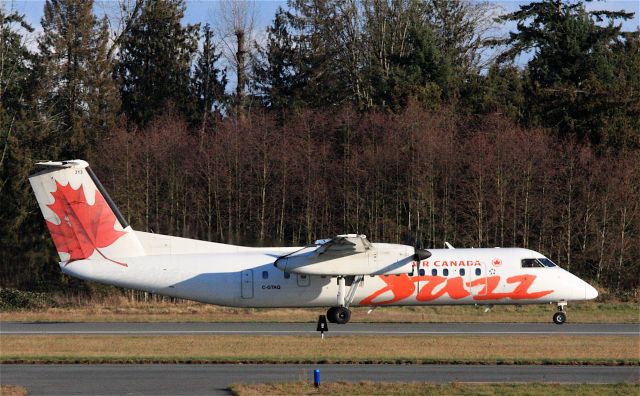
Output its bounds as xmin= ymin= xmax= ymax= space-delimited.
xmin=29 ymin=160 xmax=145 ymax=265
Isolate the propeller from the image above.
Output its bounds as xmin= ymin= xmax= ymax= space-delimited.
xmin=403 ymin=227 xmax=431 ymax=262
xmin=414 ymin=247 xmax=431 ymax=262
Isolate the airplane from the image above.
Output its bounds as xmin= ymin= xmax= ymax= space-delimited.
xmin=29 ymin=160 xmax=598 ymax=325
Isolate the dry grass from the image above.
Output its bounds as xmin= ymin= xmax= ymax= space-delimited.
xmin=1 ymin=301 xmax=638 ymax=324
xmin=230 ymin=382 xmax=639 ymax=396
xmin=0 ymin=385 xmax=28 ymax=396
xmin=1 ymin=335 xmax=637 ymax=364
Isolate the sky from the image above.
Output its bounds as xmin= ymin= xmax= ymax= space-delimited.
xmin=4 ymin=0 xmax=639 ymax=87
xmin=6 ymin=0 xmax=638 ymax=35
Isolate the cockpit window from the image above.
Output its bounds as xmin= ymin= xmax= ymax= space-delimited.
xmin=522 ymin=258 xmax=557 ymax=268
xmin=521 ymin=259 xmax=545 ymax=268
xmin=538 ymin=258 xmax=557 ymax=267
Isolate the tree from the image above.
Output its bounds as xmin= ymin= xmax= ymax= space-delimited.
xmin=37 ymin=0 xmax=119 ymax=158
xmin=425 ymin=0 xmax=496 ymax=75
xmin=281 ymin=0 xmax=364 ymax=108
xmin=251 ymin=7 xmax=302 ymax=115
xmin=86 ymin=17 xmax=120 ymax=145
xmin=369 ymin=21 xmax=451 ymax=111
xmin=492 ymin=0 xmax=636 ymax=150
xmin=117 ymin=0 xmax=199 ymax=126
xmin=191 ymin=24 xmax=227 ymax=133
xmin=1 ymin=9 xmax=34 ymax=118
xmin=254 ymin=0 xmax=495 ymax=112
xmin=0 ymin=9 xmax=60 ymax=290
xmin=216 ymin=0 xmax=255 ymax=121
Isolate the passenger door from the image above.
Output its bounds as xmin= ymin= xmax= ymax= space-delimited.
xmin=241 ymin=269 xmax=253 ymax=298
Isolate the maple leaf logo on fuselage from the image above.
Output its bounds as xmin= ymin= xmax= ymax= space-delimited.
xmin=46 ymin=181 xmax=127 ymax=266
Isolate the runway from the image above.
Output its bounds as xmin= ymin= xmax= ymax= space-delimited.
xmin=1 ymin=364 xmax=638 ymax=395
xmin=1 ymin=322 xmax=638 ymax=336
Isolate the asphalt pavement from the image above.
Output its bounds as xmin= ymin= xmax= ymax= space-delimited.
xmin=1 ymin=364 xmax=638 ymax=396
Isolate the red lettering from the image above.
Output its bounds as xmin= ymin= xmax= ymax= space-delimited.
xmin=360 ymin=273 xmax=554 ymax=306
xmin=467 ymin=276 xmax=510 ymax=300
xmin=506 ymin=275 xmax=554 ymax=300
xmin=416 ymin=276 xmax=447 ymax=301
xmin=360 ymin=274 xmax=415 ymax=305
xmin=443 ymin=276 xmax=470 ymax=299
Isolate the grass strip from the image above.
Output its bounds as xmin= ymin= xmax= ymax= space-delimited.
xmin=229 ymin=382 xmax=640 ymax=396
xmin=2 ymin=302 xmax=638 ymax=323
xmin=0 ymin=385 xmax=28 ymax=396
xmin=1 ymin=335 xmax=638 ymax=365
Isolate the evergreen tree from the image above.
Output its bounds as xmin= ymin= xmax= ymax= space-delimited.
xmin=252 ymin=8 xmax=302 ymax=114
xmin=254 ymin=1 xmax=491 ymax=112
xmin=1 ymin=9 xmax=60 ymax=289
xmin=1 ymin=10 xmax=34 ymax=116
xmin=86 ymin=17 xmax=120 ymax=146
xmin=37 ymin=0 xmax=118 ymax=158
xmin=475 ymin=64 xmax=526 ymax=120
xmin=284 ymin=0 xmax=364 ymax=108
xmin=493 ymin=0 xmax=636 ymax=149
xmin=116 ymin=0 xmax=199 ymax=126
xmin=191 ymin=24 xmax=227 ymax=133
xmin=368 ymin=21 xmax=451 ymax=111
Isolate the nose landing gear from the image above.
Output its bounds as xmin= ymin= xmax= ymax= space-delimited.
xmin=553 ymin=302 xmax=567 ymax=325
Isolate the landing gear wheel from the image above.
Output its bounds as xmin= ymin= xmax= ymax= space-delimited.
xmin=553 ymin=311 xmax=566 ymax=325
xmin=327 ymin=307 xmax=338 ymax=323
xmin=327 ymin=306 xmax=351 ymax=324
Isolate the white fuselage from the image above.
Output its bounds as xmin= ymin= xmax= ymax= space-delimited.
xmin=62 ymin=236 xmax=596 ymax=308
xmin=29 ymin=160 xmax=597 ymax=315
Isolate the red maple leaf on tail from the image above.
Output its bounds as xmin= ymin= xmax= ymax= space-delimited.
xmin=46 ymin=181 xmax=127 ymax=266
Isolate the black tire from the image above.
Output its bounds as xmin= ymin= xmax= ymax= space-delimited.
xmin=327 ymin=307 xmax=338 ymax=323
xmin=334 ymin=307 xmax=351 ymax=325
xmin=553 ymin=311 xmax=567 ymax=325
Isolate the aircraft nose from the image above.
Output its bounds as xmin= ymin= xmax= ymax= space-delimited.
xmin=585 ymin=283 xmax=598 ymax=300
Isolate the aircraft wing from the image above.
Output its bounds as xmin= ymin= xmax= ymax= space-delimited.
xmin=274 ymin=234 xmax=427 ymax=276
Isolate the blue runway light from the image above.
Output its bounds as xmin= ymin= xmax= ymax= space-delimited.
xmin=314 ymin=369 xmax=320 ymax=388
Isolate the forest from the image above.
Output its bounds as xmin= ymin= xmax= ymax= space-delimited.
xmin=1 ymin=0 xmax=639 ymax=299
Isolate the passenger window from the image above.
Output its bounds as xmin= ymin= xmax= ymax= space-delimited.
xmin=300 ymin=274 xmax=307 ymax=279
xmin=431 ymin=269 xmax=437 ymax=276
xmin=262 ymin=271 xmax=269 ymax=279
xmin=419 ymin=269 xmax=425 ymax=276
xmin=443 ymin=268 xmax=449 ymax=276
xmin=521 ymin=259 xmax=544 ymax=268
xmin=284 ymin=272 xmax=290 ymax=279
xmin=475 ymin=268 xmax=481 ymax=276
xmin=460 ymin=268 xmax=465 ymax=276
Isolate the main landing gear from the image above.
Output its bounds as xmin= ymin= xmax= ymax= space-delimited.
xmin=553 ymin=302 xmax=567 ymax=325
xmin=326 ymin=275 xmax=363 ymax=325
xmin=327 ymin=306 xmax=351 ymax=324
